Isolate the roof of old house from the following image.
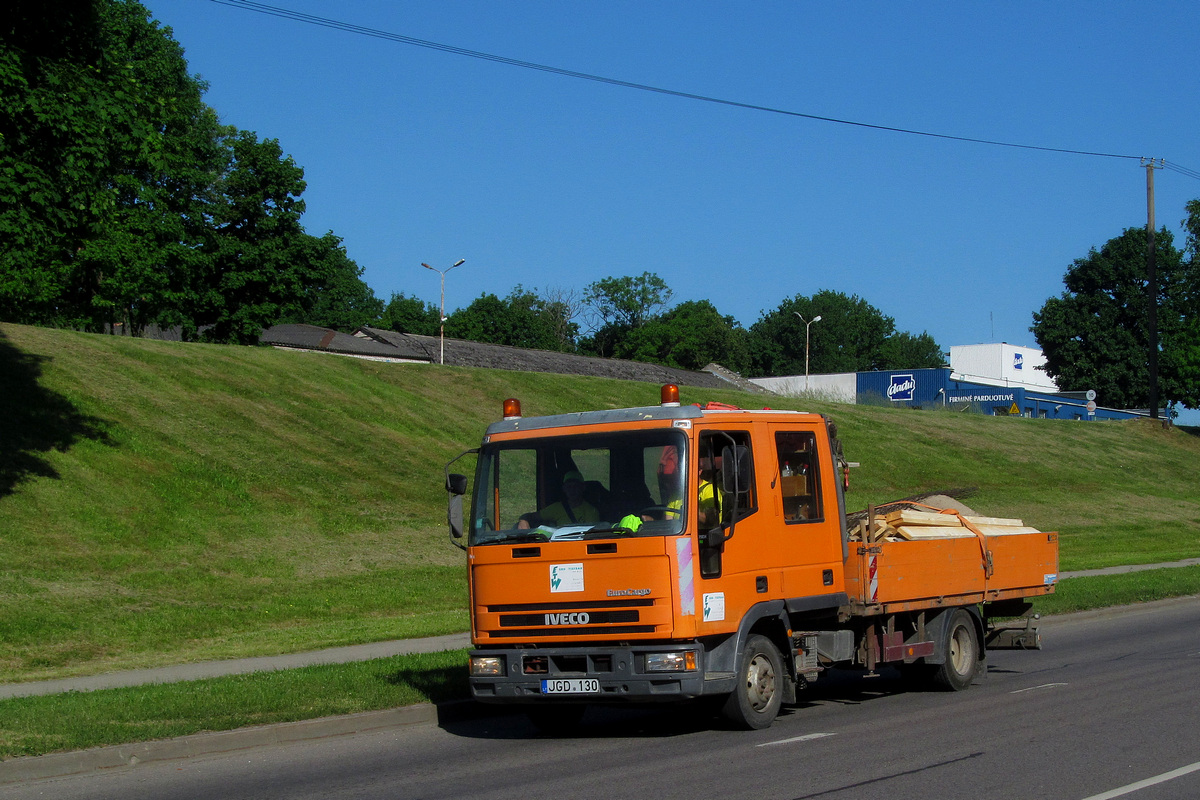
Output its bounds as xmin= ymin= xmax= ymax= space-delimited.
xmin=260 ymin=323 xmax=766 ymax=393
xmin=260 ymin=324 xmax=420 ymax=361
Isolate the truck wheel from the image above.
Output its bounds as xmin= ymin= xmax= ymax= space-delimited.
xmin=722 ymin=634 xmax=784 ymax=729
xmin=526 ymin=704 xmax=586 ymax=735
xmin=934 ymin=609 xmax=981 ymax=691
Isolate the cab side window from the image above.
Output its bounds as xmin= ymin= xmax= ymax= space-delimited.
xmin=698 ymin=431 xmax=756 ymax=527
xmin=775 ymin=431 xmax=822 ymax=523
xmin=697 ymin=430 xmax=755 ymax=579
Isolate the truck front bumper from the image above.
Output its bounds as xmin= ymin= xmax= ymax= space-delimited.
xmin=469 ymin=643 xmax=732 ymax=704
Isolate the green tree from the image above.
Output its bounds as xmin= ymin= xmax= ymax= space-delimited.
xmin=1169 ymin=201 xmax=1200 ymax=410
xmin=379 ymin=292 xmax=440 ymax=336
xmin=1 ymin=1 xmax=376 ymax=343
xmin=446 ymin=286 xmax=578 ymax=351
xmin=619 ymin=299 xmax=750 ymax=372
xmin=583 ymin=272 xmax=673 ymax=329
xmin=877 ymin=330 xmax=946 ymax=371
xmin=748 ymin=290 xmax=937 ymax=377
xmin=527 ymin=286 xmax=580 ymax=352
xmin=0 ymin=0 xmax=223 ymax=331
xmin=1 ymin=0 xmax=106 ymax=325
xmin=1032 ymin=226 xmax=1193 ymax=410
xmin=579 ymin=272 xmax=672 ymax=357
xmin=275 ymin=232 xmax=382 ymax=332
xmin=191 ymin=132 xmax=309 ymax=344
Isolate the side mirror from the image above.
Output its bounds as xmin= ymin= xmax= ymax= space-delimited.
xmin=446 ymin=473 xmax=467 ymax=539
xmin=448 ymin=494 xmax=465 ymax=540
xmin=442 ymin=450 xmax=476 ymax=551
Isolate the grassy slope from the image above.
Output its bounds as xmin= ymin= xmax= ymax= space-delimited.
xmin=2 ymin=323 xmax=1199 ymax=684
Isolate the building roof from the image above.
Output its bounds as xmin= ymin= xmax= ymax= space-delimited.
xmin=260 ymin=324 xmax=764 ymax=392
xmin=260 ymin=324 xmax=423 ymax=361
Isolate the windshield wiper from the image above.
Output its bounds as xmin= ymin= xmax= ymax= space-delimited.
xmin=580 ymin=526 xmax=635 ymax=540
xmin=477 ymin=530 xmax=549 ymax=546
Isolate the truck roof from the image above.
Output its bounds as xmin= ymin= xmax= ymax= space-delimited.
xmin=484 ymin=404 xmax=825 ymax=436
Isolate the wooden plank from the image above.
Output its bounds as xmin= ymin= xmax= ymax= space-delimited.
xmin=893 ymin=524 xmax=1040 ymax=541
xmin=884 ymin=508 xmax=1025 ymax=528
xmin=974 ymin=525 xmax=1040 ymax=537
xmin=962 ymin=515 xmax=1025 ymax=527
xmin=885 ymin=509 xmax=960 ymax=527
xmin=894 ymin=525 xmax=975 ymax=540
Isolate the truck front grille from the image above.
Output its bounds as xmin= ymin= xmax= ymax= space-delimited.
xmin=489 ymin=624 xmax=657 ymax=638
xmin=480 ymin=598 xmax=659 ymax=639
xmin=499 ymin=609 xmax=640 ymax=627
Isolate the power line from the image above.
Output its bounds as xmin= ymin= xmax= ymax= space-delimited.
xmin=210 ymin=0 xmax=1193 ymax=169
xmin=1163 ymin=160 xmax=1200 ymax=182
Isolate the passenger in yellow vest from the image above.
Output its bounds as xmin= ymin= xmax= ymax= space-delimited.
xmin=617 ymin=478 xmax=683 ymax=532
xmin=697 ymin=478 xmax=717 ymax=526
xmin=618 ymin=454 xmax=713 ymax=533
xmin=539 ymin=470 xmax=600 ymax=526
xmin=697 ymin=455 xmax=723 ymax=528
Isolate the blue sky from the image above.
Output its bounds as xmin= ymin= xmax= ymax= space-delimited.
xmin=146 ymin=2 xmax=1199 ymax=365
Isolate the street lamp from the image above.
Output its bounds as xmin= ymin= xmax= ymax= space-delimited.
xmin=794 ymin=312 xmax=822 ymax=392
xmin=422 ymin=258 xmax=465 ymax=365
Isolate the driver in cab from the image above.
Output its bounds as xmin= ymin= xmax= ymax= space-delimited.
xmin=528 ymin=470 xmax=600 ymax=527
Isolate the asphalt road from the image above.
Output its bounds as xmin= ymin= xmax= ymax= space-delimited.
xmin=3 ymin=597 xmax=1199 ymax=800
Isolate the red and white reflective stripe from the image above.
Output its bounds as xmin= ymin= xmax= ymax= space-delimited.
xmin=868 ymin=555 xmax=879 ymax=602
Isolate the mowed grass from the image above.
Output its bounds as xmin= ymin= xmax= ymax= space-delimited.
xmin=2 ymin=321 xmax=1199 ymax=689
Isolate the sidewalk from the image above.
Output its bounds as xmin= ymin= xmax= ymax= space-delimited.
xmin=0 ymin=633 xmax=471 ymax=701
xmin=4 ymin=558 xmax=1198 ymax=701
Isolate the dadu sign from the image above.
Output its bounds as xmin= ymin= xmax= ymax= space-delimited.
xmin=887 ymin=374 xmax=916 ymax=402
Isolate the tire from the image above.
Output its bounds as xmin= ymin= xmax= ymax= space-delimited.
xmin=933 ymin=609 xmax=981 ymax=691
xmin=722 ymin=634 xmax=784 ymax=730
xmin=526 ymin=704 xmax=587 ymax=735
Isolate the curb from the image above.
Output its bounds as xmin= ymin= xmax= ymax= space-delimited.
xmin=0 ymin=633 xmax=473 ymax=701
xmin=0 ymin=702 xmax=454 ymax=786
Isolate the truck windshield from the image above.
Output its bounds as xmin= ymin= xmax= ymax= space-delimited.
xmin=470 ymin=428 xmax=688 ymax=545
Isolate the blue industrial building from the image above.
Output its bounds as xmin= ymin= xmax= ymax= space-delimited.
xmin=856 ymin=368 xmax=1156 ymax=421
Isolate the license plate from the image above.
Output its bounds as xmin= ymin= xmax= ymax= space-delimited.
xmin=540 ymin=678 xmax=600 ymax=694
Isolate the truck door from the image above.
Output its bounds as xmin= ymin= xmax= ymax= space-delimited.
xmin=768 ymin=423 xmax=844 ymax=597
xmin=693 ymin=426 xmax=799 ymax=634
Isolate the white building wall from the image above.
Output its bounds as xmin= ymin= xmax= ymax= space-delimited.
xmin=750 ymin=373 xmax=857 ymax=403
xmin=949 ymin=343 xmax=1058 ymax=391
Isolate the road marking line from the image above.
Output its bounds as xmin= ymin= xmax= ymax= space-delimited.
xmin=758 ymin=732 xmax=835 ymax=747
xmin=1010 ymin=682 xmax=1068 ymax=694
xmin=1080 ymin=761 xmax=1200 ymax=800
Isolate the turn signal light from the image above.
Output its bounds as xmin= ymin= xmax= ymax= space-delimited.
xmin=503 ymin=398 xmax=521 ymax=419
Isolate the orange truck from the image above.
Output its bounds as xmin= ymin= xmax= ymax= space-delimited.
xmin=444 ymin=385 xmax=1058 ymax=730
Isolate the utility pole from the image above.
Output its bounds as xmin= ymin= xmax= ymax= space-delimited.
xmin=1143 ymin=158 xmax=1162 ymax=420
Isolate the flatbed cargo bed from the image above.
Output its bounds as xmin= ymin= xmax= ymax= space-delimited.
xmin=842 ymin=504 xmax=1059 ymax=615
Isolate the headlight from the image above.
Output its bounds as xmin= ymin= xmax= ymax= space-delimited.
xmin=470 ymin=655 xmax=505 ymax=676
xmin=645 ymin=651 xmax=697 ymax=672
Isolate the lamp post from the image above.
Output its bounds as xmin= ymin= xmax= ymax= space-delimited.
xmin=794 ymin=312 xmax=822 ymax=392
xmin=422 ymin=258 xmax=465 ymax=365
